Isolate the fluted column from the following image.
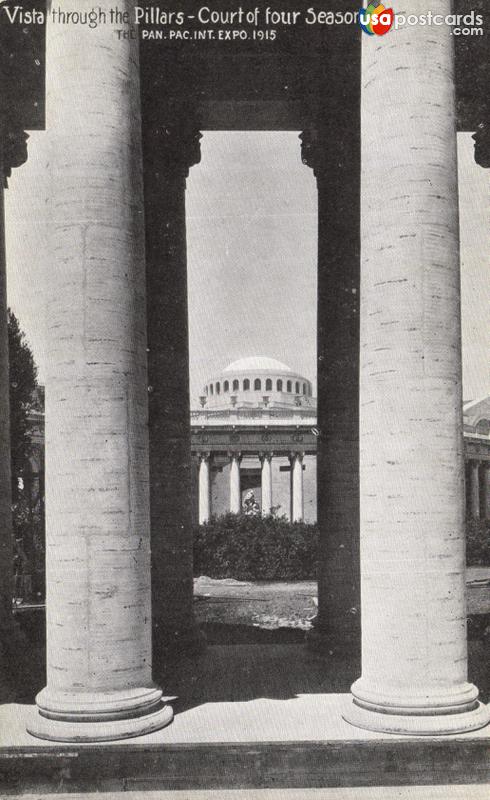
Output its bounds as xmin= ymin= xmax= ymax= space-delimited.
xmin=142 ymin=114 xmax=204 ymax=657
xmin=260 ymin=453 xmax=273 ymax=516
xmin=0 ymin=123 xmax=28 ymax=641
xmin=344 ymin=0 xmax=489 ymax=735
xmin=229 ymin=453 xmax=242 ymax=513
xmin=198 ymin=453 xmax=211 ymax=524
xmin=291 ymin=452 xmax=304 ymax=523
xmin=469 ymin=461 xmax=481 ymax=518
xmin=28 ymin=2 xmax=172 ymax=742
xmin=483 ymin=464 xmax=490 ymax=521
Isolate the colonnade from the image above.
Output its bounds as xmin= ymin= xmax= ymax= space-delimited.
xmin=197 ymin=451 xmax=305 ymax=523
xmin=1 ymin=0 xmax=487 ymax=743
xmin=467 ymin=460 xmax=490 ymax=519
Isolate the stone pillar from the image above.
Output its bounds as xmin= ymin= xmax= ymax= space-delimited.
xmin=300 ymin=36 xmax=361 ymax=654
xmin=260 ymin=452 xmax=273 ymax=516
xmin=198 ymin=453 xmax=211 ymax=524
xmin=229 ymin=453 xmax=242 ymax=513
xmin=344 ymin=0 xmax=489 ymax=735
xmin=142 ymin=115 xmax=204 ymax=657
xmin=469 ymin=461 xmax=481 ymax=518
xmin=483 ymin=463 xmax=490 ymax=521
xmin=291 ymin=452 xmax=304 ymax=523
xmin=28 ymin=3 xmax=172 ymax=741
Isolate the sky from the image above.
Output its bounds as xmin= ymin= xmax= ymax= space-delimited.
xmin=4 ymin=130 xmax=489 ymax=404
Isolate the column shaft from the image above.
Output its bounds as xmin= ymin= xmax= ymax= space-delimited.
xmin=28 ymin=2 xmax=171 ymax=741
xmin=230 ymin=454 xmax=241 ymax=513
xmin=198 ymin=454 xmax=211 ymax=524
xmin=344 ymin=0 xmax=489 ymax=735
xmin=469 ymin=461 xmax=481 ymax=518
xmin=301 ymin=30 xmax=361 ymax=654
xmin=261 ymin=453 xmax=273 ymax=516
xmin=291 ymin=453 xmax=304 ymax=523
xmin=483 ymin=464 xmax=490 ymax=520
xmin=142 ymin=119 xmax=203 ymax=656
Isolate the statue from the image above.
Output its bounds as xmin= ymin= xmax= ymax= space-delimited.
xmin=243 ymin=490 xmax=260 ymax=516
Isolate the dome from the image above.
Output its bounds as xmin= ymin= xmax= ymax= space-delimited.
xmin=223 ymin=356 xmax=292 ymax=373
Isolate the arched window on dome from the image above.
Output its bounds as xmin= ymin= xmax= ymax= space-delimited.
xmin=243 ymin=379 xmax=250 ymax=391
xmin=302 ymin=383 xmax=307 ymax=395
xmin=266 ymin=379 xmax=272 ymax=391
xmin=295 ymin=381 xmax=300 ymax=394
xmin=216 ymin=382 xmax=220 ymax=394
xmin=254 ymin=378 xmax=261 ymax=391
xmin=210 ymin=384 xmax=214 ymax=395
xmin=287 ymin=380 xmax=292 ymax=393
xmin=223 ymin=380 xmax=229 ymax=393
xmin=233 ymin=379 xmax=239 ymax=391
xmin=277 ymin=379 xmax=283 ymax=392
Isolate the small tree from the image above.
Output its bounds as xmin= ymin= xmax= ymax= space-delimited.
xmin=8 ymin=310 xmax=42 ymax=601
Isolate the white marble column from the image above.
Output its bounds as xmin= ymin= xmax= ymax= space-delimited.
xmin=229 ymin=453 xmax=241 ymax=514
xmin=483 ymin=463 xmax=490 ymax=521
xmin=469 ymin=461 xmax=481 ymax=519
xmin=291 ymin=452 xmax=304 ymax=523
xmin=27 ymin=1 xmax=171 ymax=742
xmin=344 ymin=0 xmax=489 ymax=735
xmin=260 ymin=453 xmax=273 ymax=516
xmin=198 ymin=453 xmax=211 ymax=524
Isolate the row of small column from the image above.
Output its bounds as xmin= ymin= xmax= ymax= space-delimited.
xmin=467 ymin=460 xmax=490 ymax=519
xmin=198 ymin=452 xmax=304 ymax=523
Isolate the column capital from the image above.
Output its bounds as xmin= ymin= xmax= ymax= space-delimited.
xmin=1 ymin=124 xmax=29 ymax=188
xmin=228 ymin=450 xmax=242 ymax=462
xmin=299 ymin=125 xmax=340 ymax=180
xmin=259 ymin=451 xmax=273 ymax=463
xmin=197 ymin=451 xmax=211 ymax=462
xmin=150 ymin=120 xmax=202 ymax=179
xmin=289 ymin=450 xmax=304 ymax=462
xmin=473 ymin=120 xmax=490 ymax=169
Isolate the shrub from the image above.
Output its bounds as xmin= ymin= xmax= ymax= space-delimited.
xmin=193 ymin=513 xmax=318 ymax=581
xmin=466 ymin=516 xmax=490 ymax=566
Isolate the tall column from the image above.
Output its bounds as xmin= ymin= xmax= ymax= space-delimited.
xmin=260 ymin=452 xmax=273 ymax=516
xmin=142 ymin=115 xmax=204 ymax=657
xmin=483 ymin=463 xmax=490 ymax=521
xmin=0 ymin=124 xmax=28 ymax=644
xmin=291 ymin=452 xmax=304 ymax=523
xmin=301 ymin=34 xmax=361 ymax=654
xmin=229 ymin=453 xmax=241 ymax=514
xmin=469 ymin=461 xmax=481 ymax=518
xmin=198 ymin=453 xmax=211 ymax=524
xmin=344 ymin=0 xmax=489 ymax=735
xmin=28 ymin=3 xmax=172 ymax=741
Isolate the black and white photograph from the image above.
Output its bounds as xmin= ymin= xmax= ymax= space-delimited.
xmin=0 ymin=0 xmax=489 ymax=797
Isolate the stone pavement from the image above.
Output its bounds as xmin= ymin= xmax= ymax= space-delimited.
xmin=8 ymin=787 xmax=490 ymax=800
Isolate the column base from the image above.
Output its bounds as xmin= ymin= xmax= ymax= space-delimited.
xmin=154 ymin=621 xmax=207 ymax=662
xmin=27 ymin=702 xmax=173 ymax=743
xmin=305 ymin=620 xmax=361 ymax=660
xmin=27 ymin=685 xmax=173 ymax=742
xmin=343 ymin=699 xmax=490 ymax=736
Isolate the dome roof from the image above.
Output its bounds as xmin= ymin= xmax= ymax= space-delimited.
xmin=223 ymin=356 xmax=292 ymax=374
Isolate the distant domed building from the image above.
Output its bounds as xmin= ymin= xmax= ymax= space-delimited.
xmin=202 ymin=356 xmax=314 ymax=411
xmin=191 ymin=356 xmax=318 ymax=524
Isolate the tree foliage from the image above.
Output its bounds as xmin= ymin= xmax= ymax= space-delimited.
xmin=8 ymin=309 xmax=38 ymax=504
xmin=194 ymin=513 xmax=319 ymax=581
